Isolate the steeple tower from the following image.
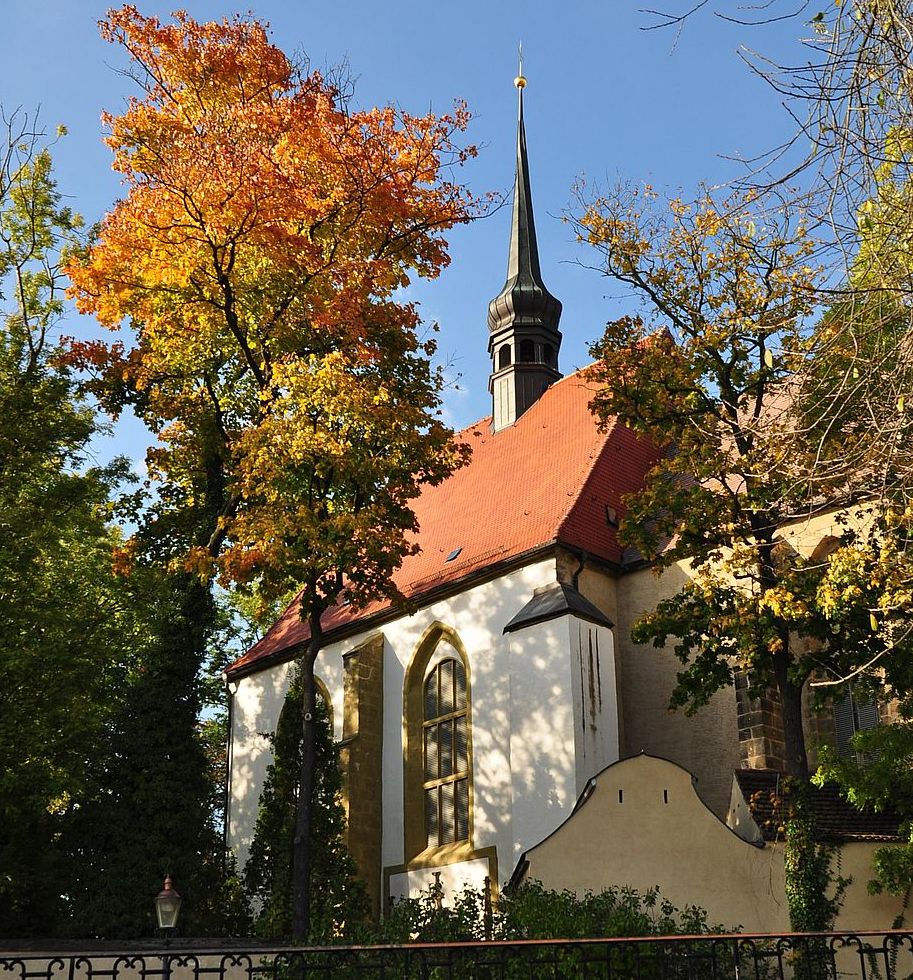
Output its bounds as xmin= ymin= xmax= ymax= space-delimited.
xmin=488 ymin=64 xmax=562 ymax=432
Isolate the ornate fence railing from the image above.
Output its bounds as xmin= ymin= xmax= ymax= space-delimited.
xmin=2 ymin=931 xmax=913 ymax=980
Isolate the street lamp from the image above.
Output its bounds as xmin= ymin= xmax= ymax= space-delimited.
xmin=154 ymin=875 xmax=182 ymax=932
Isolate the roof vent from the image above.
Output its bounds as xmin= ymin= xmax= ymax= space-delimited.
xmin=445 ymin=547 xmax=463 ymax=563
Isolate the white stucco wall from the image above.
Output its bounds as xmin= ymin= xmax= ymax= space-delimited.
xmin=388 ymin=857 xmax=494 ymax=904
xmin=507 ymin=617 xmax=618 ymax=868
xmin=226 ymin=658 xmax=296 ymax=872
xmin=506 ymin=617 xmax=577 ymax=868
xmin=570 ymin=619 xmax=618 ymax=795
xmin=228 ymin=557 xmax=621 ymax=894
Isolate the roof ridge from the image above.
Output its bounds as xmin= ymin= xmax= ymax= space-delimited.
xmin=454 ymin=364 xmax=595 ymax=440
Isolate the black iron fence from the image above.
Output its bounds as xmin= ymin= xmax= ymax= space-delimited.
xmin=3 ymin=931 xmax=913 ymax=980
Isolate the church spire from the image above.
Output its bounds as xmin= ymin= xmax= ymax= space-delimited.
xmin=487 ymin=62 xmax=562 ymax=433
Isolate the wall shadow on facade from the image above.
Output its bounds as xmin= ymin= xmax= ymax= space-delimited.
xmin=613 ymin=563 xmax=742 ymax=818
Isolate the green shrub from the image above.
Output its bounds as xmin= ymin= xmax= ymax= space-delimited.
xmin=373 ymin=878 xmax=730 ymax=943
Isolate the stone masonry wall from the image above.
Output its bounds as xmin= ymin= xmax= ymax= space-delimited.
xmin=734 ymin=669 xmax=787 ymax=772
xmin=339 ymin=633 xmax=384 ymax=917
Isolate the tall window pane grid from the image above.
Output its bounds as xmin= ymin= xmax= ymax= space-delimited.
xmin=423 ymin=658 xmax=469 ymax=847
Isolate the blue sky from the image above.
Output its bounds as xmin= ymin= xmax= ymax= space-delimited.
xmin=1 ymin=1 xmax=810 ymax=464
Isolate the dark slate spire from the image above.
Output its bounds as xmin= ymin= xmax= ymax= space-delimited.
xmin=488 ymin=68 xmax=562 ymax=432
xmin=487 ymin=87 xmax=562 ymax=336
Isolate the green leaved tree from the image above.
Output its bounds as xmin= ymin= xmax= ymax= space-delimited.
xmin=573 ymin=185 xmax=909 ymax=930
xmin=244 ymin=671 xmax=368 ymax=941
xmin=0 ymin=109 xmax=150 ymax=937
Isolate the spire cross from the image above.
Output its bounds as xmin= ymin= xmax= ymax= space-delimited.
xmin=514 ymin=43 xmax=527 ymax=95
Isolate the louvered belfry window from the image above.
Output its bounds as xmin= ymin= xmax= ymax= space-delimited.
xmin=423 ymin=657 xmax=469 ymax=848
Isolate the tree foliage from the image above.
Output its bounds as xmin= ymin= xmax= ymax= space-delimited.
xmin=376 ymin=880 xmax=728 ymax=944
xmin=0 ymin=110 xmax=149 ymax=938
xmin=780 ymin=4 xmax=913 ymax=901
xmin=65 ymin=7 xmax=478 ymax=937
xmin=818 ymin=719 xmax=913 ymax=885
xmin=579 ymin=187 xmax=825 ymax=773
xmin=641 ymin=2 xmax=913 ymax=258
xmin=62 ymin=575 xmax=252 ymax=940
xmin=641 ymin=3 xmax=913 ymax=504
xmin=577 ymin=184 xmax=913 ymax=762
xmin=816 ymin=699 xmax=913 ymax=908
xmin=637 ymin=1 xmax=913 ymax=911
xmin=244 ymin=673 xmax=368 ymax=941
xmin=0 ymin=105 xmax=253 ymax=940
xmin=66 ymin=6 xmax=475 ymax=596
xmin=573 ymin=184 xmax=912 ymax=928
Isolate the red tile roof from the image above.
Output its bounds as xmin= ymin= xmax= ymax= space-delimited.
xmin=227 ymin=368 xmax=660 ymax=677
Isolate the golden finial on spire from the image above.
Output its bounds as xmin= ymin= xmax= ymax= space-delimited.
xmin=514 ymin=42 xmax=526 ymax=88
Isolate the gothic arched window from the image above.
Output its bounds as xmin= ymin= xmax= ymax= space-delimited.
xmin=423 ymin=657 xmax=469 ymax=847
xmin=403 ymin=626 xmax=473 ymax=861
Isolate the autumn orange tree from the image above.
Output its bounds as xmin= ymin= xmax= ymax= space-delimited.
xmin=66 ymin=6 xmax=477 ymax=938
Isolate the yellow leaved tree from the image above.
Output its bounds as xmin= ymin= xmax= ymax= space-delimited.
xmin=573 ymin=184 xmax=913 ymax=931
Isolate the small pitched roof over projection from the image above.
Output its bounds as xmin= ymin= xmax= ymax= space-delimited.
xmin=503 ymin=582 xmax=614 ymax=634
xmin=227 ymin=368 xmax=660 ymax=678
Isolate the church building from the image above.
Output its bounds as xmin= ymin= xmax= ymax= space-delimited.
xmin=224 ymin=78 xmax=885 ymax=923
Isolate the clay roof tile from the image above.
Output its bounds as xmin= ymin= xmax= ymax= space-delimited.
xmin=228 ymin=368 xmax=660 ymax=677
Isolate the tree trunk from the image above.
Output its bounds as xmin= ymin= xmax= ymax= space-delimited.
xmin=775 ymin=653 xmax=810 ymax=782
xmin=758 ymin=537 xmax=810 ymax=783
xmin=291 ymin=610 xmax=322 ymax=941
xmin=771 ymin=637 xmax=843 ymax=933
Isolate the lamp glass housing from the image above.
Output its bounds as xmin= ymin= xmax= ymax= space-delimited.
xmin=155 ymin=878 xmax=182 ymax=930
